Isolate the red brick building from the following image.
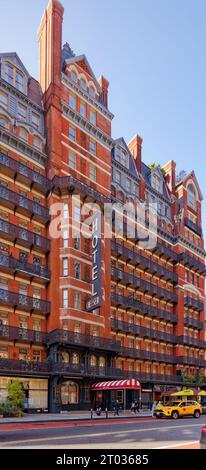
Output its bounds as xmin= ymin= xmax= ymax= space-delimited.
xmin=0 ymin=0 xmax=205 ymax=411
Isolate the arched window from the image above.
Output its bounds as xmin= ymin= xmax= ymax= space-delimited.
xmin=90 ymin=355 xmax=97 ymax=367
xmin=80 ymin=78 xmax=86 ymax=90
xmin=33 ymin=136 xmax=42 ymax=150
xmin=187 ymin=183 xmax=197 ymax=209
xmin=19 ymin=128 xmax=28 ymax=142
xmin=61 ymin=351 xmax=69 ymax=363
xmin=89 ymin=86 xmax=95 ymax=97
xmin=72 ymin=353 xmax=79 ymax=365
xmin=99 ymin=356 xmax=105 ymax=368
xmin=61 ymin=380 xmax=79 ymax=404
xmin=0 ymin=116 xmax=9 ymax=129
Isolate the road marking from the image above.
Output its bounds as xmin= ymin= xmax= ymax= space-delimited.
xmin=0 ymin=422 xmax=202 ymax=447
xmin=156 ymin=441 xmax=199 ymax=449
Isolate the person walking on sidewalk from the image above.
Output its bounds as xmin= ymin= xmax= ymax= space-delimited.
xmin=114 ymin=400 xmax=120 ymax=416
xmin=134 ymin=400 xmax=140 ymax=414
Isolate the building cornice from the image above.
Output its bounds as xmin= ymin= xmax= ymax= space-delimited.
xmin=0 ymin=126 xmax=47 ymax=167
xmin=61 ymin=73 xmax=114 ymax=120
xmin=112 ymin=159 xmax=140 ymax=181
xmin=61 ymin=100 xmax=114 ymax=150
xmin=0 ymin=78 xmax=44 ymax=114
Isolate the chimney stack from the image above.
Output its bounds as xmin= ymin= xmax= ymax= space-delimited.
xmin=98 ymin=75 xmax=109 ymax=108
xmin=128 ymin=134 xmax=143 ymax=174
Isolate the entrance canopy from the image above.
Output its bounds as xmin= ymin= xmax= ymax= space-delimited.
xmin=91 ymin=379 xmax=141 ymax=391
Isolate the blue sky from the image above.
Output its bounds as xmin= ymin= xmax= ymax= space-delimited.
xmin=1 ymin=0 xmax=206 ymax=236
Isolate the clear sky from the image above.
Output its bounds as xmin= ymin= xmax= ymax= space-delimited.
xmin=1 ymin=0 xmax=206 ymax=236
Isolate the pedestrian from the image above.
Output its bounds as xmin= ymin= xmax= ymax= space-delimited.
xmin=134 ymin=400 xmax=140 ymax=413
xmin=131 ymin=401 xmax=135 ymax=413
xmin=114 ymin=399 xmax=120 ymax=416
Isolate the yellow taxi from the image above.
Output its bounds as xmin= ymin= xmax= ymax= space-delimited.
xmin=153 ymin=400 xmax=202 ymax=419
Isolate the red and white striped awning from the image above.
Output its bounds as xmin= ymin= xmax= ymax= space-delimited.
xmin=91 ymin=379 xmax=141 ymax=391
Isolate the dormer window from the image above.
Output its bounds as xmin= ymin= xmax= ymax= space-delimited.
xmin=114 ymin=147 xmax=129 ymax=168
xmin=152 ymin=174 xmax=162 ymax=193
xmin=33 ymin=136 xmax=42 ymax=150
xmin=5 ymin=63 xmax=24 ymax=93
xmin=32 ymin=112 xmax=40 ymax=129
xmin=70 ymin=71 xmax=77 ymax=82
xmin=187 ymin=184 xmax=196 ymax=210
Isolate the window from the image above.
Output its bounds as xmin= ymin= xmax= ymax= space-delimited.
xmin=115 ymin=170 xmax=121 ymax=184
xmin=16 ymin=70 xmax=24 ymax=92
xmin=33 ymin=136 xmax=41 ymax=150
xmin=196 ymin=276 xmax=199 ymax=288
xmin=70 ymin=70 xmax=77 ymax=82
xmin=89 ymin=86 xmax=95 ymax=97
xmin=89 ymin=164 xmax=96 ymax=182
xmin=74 ymin=205 xmax=80 ymax=222
xmin=90 ymin=355 xmax=97 ymax=366
xmin=0 ymin=278 xmax=8 ymax=290
xmin=69 ymin=126 xmax=76 ymax=142
xmin=74 ymin=262 xmax=80 ymax=279
xmin=63 ymin=258 xmax=68 ymax=277
xmin=126 ymin=177 xmax=131 ymax=192
xmin=74 ymin=291 xmax=81 ymax=309
xmin=69 ymin=94 xmax=76 ymax=110
xmin=17 ymin=103 xmax=27 ymax=120
xmin=89 ymin=109 xmax=96 ymax=125
xmin=63 ymin=202 xmax=69 ymax=219
xmin=74 ymin=233 xmax=80 ymax=250
xmin=61 ymin=381 xmax=79 ymax=404
xmin=80 ymin=102 xmax=86 ymax=117
xmin=63 ymin=289 xmax=68 ymax=308
xmin=153 ymin=174 xmax=161 ymax=193
xmin=5 ymin=64 xmax=24 ymax=93
xmin=63 ymin=230 xmax=69 ymax=248
xmin=185 ymin=270 xmax=189 ymax=282
xmin=68 ymin=151 xmax=76 ymax=170
xmin=134 ymin=183 xmax=139 ymax=197
xmin=32 ymin=112 xmax=40 ymax=129
xmin=89 ymin=140 xmax=96 ymax=155
xmin=5 ymin=63 xmax=14 ymax=85
xmin=188 ymin=184 xmax=196 ymax=210
xmin=80 ymin=79 xmax=86 ymax=90
xmin=19 ymin=128 xmax=28 ymax=142
xmin=0 ymin=347 xmax=8 ymax=358
xmin=0 ymin=312 xmax=8 ymax=325
xmin=0 ymin=117 xmax=9 ymax=129
xmin=0 ymin=91 xmax=8 ymax=109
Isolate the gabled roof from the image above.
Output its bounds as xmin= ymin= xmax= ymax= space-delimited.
xmin=0 ymin=52 xmax=30 ymax=78
xmin=176 ymin=170 xmax=203 ymax=201
xmin=64 ymin=53 xmax=101 ymax=94
xmin=114 ymin=137 xmax=139 ymax=178
xmin=141 ymin=162 xmax=171 ymax=201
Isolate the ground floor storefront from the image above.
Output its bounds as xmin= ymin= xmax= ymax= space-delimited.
xmin=0 ymin=376 xmax=48 ymax=412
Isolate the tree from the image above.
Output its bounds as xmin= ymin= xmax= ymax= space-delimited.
xmin=7 ymin=380 xmax=25 ymax=408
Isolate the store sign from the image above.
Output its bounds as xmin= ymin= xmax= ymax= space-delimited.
xmin=86 ymin=212 xmax=102 ymax=311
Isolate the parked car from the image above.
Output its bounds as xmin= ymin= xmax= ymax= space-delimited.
xmin=153 ymin=400 xmax=202 ymax=419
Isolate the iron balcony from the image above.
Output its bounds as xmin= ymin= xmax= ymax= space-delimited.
xmin=0 ymin=254 xmax=50 ymax=281
xmin=0 ymin=358 xmax=50 ymax=375
xmin=48 ymin=329 xmax=121 ymax=352
xmin=120 ymin=347 xmax=176 ymax=364
xmin=184 ymin=296 xmax=204 ymax=311
xmin=111 ymin=318 xmax=178 ymax=344
xmin=53 ymin=175 xmax=110 ymax=205
xmin=0 ymin=151 xmax=51 ymax=195
xmin=111 ymin=241 xmax=178 ymax=283
xmin=111 ymin=267 xmax=178 ymax=303
xmin=178 ymin=335 xmax=206 ymax=349
xmin=50 ymin=363 xmax=123 ymax=378
xmin=125 ymin=371 xmax=183 ymax=384
xmin=185 ymin=217 xmax=202 ymax=237
xmin=177 ymin=356 xmax=206 ymax=367
xmin=0 ymin=324 xmax=48 ymax=344
xmin=0 ymin=219 xmax=50 ymax=252
xmin=111 ymin=293 xmax=178 ymax=323
xmin=0 ymin=184 xmax=50 ymax=223
xmin=0 ymin=288 xmax=50 ymax=315
xmin=178 ymin=252 xmax=206 ymax=275
xmin=184 ymin=316 xmax=203 ymax=330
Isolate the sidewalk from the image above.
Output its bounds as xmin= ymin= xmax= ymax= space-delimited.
xmin=0 ymin=408 xmax=152 ymax=425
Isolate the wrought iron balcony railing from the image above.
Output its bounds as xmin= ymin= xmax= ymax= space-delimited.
xmin=178 ymin=335 xmax=206 ymax=349
xmin=125 ymin=371 xmax=183 ymax=384
xmin=111 ymin=241 xmax=178 ymax=283
xmin=111 ymin=319 xmax=177 ymax=344
xmin=50 ymin=363 xmax=123 ymax=378
xmin=0 ymin=358 xmax=50 ymax=374
xmin=0 ymin=219 xmax=50 ymax=252
xmin=185 ymin=217 xmax=202 ymax=237
xmin=111 ymin=267 xmax=178 ymax=303
xmin=178 ymin=252 xmax=206 ymax=275
xmin=0 ymin=289 xmax=50 ymax=314
xmin=0 ymin=254 xmax=50 ymax=281
xmin=0 ymin=184 xmax=50 ymax=222
xmin=0 ymin=325 xmax=47 ymax=344
xmin=184 ymin=296 xmax=204 ymax=311
xmin=111 ymin=293 xmax=178 ymax=323
xmin=121 ymin=347 xmax=176 ymax=364
xmin=177 ymin=356 xmax=206 ymax=367
xmin=184 ymin=316 xmax=203 ymax=330
xmin=53 ymin=175 xmax=110 ymax=205
xmin=48 ymin=329 xmax=121 ymax=352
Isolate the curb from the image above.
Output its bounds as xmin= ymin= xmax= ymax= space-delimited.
xmin=0 ymin=414 xmax=151 ymax=426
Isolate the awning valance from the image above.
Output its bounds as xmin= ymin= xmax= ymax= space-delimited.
xmin=91 ymin=379 xmax=141 ymax=391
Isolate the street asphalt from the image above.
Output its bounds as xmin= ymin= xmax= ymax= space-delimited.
xmin=0 ymin=415 xmax=204 ymax=449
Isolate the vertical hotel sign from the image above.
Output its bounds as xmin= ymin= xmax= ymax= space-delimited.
xmin=86 ymin=211 xmax=102 ymax=311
